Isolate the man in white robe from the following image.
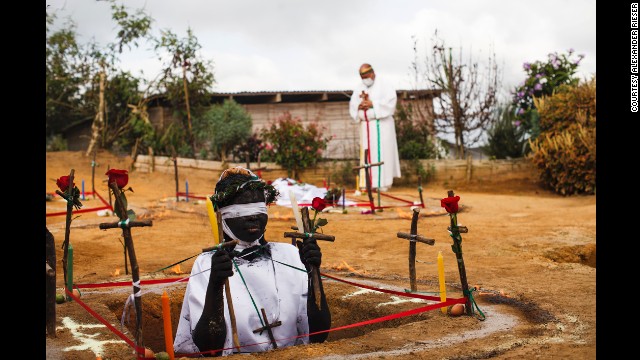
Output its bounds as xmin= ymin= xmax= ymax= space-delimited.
xmin=349 ymin=63 xmax=402 ymax=191
xmin=173 ymin=167 xmax=331 ymax=356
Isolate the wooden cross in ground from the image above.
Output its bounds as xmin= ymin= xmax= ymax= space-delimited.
xmin=445 ymin=190 xmax=473 ymax=316
xmin=98 ymin=181 xmax=153 ymax=354
xmin=253 ymin=307 xmax=282 ymax=350
xmin=283 ymin=207 xmax=335 ymax=310
xmin=352 ymin=149 xmax=383 ymax=213
xmin=396 ymin=207 xmax=435 ymax=292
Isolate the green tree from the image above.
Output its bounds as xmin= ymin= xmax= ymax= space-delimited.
xmin=194 ymin=99 xmax=252 ymax=164
xmin=46 ymin=1 xmax=153 ymax=156
xmin=512 ymin=49 xmax=585 ymax=141
xmin=395 ymin=101 xmax=444 ymax=160
xmin=46 ymin=12 xmax=91 ymax=142
xmin=261 ymin=111 xmax=331 ymax=180
xmin=484 ymin=104 xmax=527 ymax=159
xmin=153 ymin=28 xmax=216 ymax=156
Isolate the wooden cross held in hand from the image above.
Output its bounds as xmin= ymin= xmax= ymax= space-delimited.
xmin=283 ymin=207 xmax=335 ymax=310
xmin=98 ymin=181 xmax=153 ymax=353
xmin=214 ymin=209 xmax=241 ymax=350
xmin=396 ymin=208 xmax=435 ymax=292
xmin=253 ymin=308 xmax=282 ymax=349
xmin=353 ymin=149 xmax=384 ymax=213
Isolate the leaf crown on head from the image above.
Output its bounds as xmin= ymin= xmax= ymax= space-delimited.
xmin=210 ymin=167 xmax=279 ymax=208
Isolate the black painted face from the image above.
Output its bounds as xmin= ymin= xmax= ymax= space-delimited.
xmin=221 ymin=188 xmax=268 ymax=242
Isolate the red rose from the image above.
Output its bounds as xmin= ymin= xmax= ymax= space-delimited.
xmin=105 ymin=169 xmax=129 ymax=189
xmin=440 ymin=195 xmax=460 ymax=214
xmin=311 ymin=197 xmax=327 ymax=212
xmin=56 ymin=175 xmax=73 ymax=192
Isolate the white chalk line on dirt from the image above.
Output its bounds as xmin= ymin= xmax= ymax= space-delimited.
xmin=57 ymin=316 xmax=127 ymax=357
xmin=312 ymin=304 xmax=519 ymax=360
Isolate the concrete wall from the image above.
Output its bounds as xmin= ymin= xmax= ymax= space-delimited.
xmin=134 ymin=155 xmax=536 ymax=189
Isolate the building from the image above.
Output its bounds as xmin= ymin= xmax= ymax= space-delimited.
xmin=145 ymin=89 xmax=442 ymax=160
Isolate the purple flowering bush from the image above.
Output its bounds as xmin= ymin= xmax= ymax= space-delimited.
xmin=511 ymin=49 xmax=585 ymax=140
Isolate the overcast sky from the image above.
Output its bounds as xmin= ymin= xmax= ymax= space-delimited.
xmin=47 ymin=0 xmax=596 ymax=99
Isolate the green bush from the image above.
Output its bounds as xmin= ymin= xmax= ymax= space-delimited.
xmin=193 ymin=99 xmax=252 ymax=162
xmin=528 ymin=77 xmax=595 ymax=195
xmin=231 ymin=133 xmax=263 ymax=164
xmin=484 ymin=104 xmax=527 ymax=159
xmin=260 ymin=111 xmax=331 ymax=180
xmin=46 ymin=134 xmax=68 ymax=151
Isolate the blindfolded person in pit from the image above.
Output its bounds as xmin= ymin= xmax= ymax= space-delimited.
xmin=174 ymin=167 xmax=331 ymax=356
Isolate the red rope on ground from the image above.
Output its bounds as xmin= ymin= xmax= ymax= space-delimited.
xmin=176 ymin=192 xmax=208 ymax=200
xmin=74 ymin=277 xmax=188 ymax=289
xmin=179 ymin=273 xmax=466 ymax=357
xmin=63 ymin=288 xmax=137 ymax=350
xmin=46 ymin=190 xmax=113 ymax=217
xmin=71 ymin=271 xmax=466 ymax=357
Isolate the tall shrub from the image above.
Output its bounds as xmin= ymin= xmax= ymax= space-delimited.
xmin=528 ymin=77 xmax=595 ymax=195
xmin=194 ymin=99 xmax=252 ymax=162
xmin=484 ymin=104 xmax=527 ymax=159
xmin=261 ymin=111 xmax=331 ymax=180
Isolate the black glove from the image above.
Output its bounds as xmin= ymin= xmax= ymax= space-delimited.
xmin=210 ymin=248 xmax=234 ymax=284
xmin=297 ymin=238 xmax=322 ymax=268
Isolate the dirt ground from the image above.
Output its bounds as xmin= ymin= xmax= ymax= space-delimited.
xmin=45 ymin=150 xmax=596 ymax=360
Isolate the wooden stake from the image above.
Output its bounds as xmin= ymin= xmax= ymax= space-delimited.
xmin=91 ymin=149 xmax=97 ymax=200
xmin=396 ymin=208 xmax=435 ymax=292
xmin=215 ymin=209 xmax=241 ymax=350
xmin=99 ymin=182 xmax=153 ymax=351
xmin=61 ymin=169 xmax=76 ymax=291
xmin=417 ymin=175 xmax=425 ymax=209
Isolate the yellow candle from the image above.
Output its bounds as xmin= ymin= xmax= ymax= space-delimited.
xmin=438 ymin=251 xmax=447 ymax=314
xmin=206 ymin=196 xmax=220 ymax=245
xmin=161 ymin=291 xmax=175 ymax=360
xmin=289 ymin=190 xmax=304 ymax=232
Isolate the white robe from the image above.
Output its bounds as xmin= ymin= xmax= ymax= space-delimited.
xmin=173 ymin=242 xmax=310 ymax=356
xmin=349 ymin=76 xmax=402 ymax=190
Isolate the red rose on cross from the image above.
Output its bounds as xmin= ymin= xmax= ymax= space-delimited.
xmin=311 ymin=197 xmax=327 ymax=212
xmin=105 ymin=169 xmax=129 ymax=189
xmin=56 ymin=175 xmax=74 ymax=192
xmin=440 ymin=195 xmax=460 ymax=214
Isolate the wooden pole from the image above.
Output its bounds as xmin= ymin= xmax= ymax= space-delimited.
xmin=61 ymin=169 xmax=76 ymax=291
xmin=46 ymin=227 xmax=56 ymax=338
xmin=215 ymin=209 xmax=241 ymax=350
xmin=173 ymin=155 xmax=179 ymax=202
xmin=447 ymin=190 xmax=473 ymax=316
xmin=108 ymin=181 xmax=145 ymax=352
xmin=417 ymin=175 xmax=425 ymax=209
xmin=91 ymin=149 xmax=97 ymax=199
xmin=107 ymin=164 xmax=113 ymax=211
